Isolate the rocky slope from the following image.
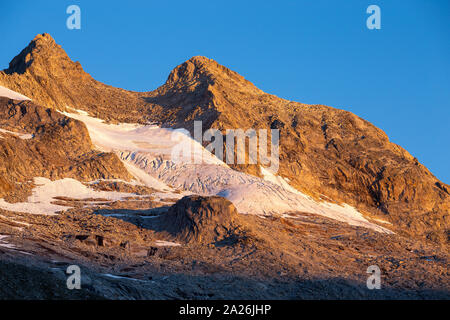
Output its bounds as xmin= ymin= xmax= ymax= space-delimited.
xmin=0 ymin=195 xmax=448 ymax=299
xmin=155 ymin=195 xmax=246 ymax=244
xmin=0 ymin=33 xmax=448 ymax=244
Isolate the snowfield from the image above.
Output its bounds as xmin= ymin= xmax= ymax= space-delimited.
xmin=61 ymin=110 xmax=392 ymax=234
xmin=61 ymin=109 xmax=225 ymax=166
xmin=0 ymin=85 xmax=31 ymax=101
xmin=0 ymin=106 xmax=393 ymax=233
xmin=0 ymin=128 xmax=33 ymax=140
xmin=0 ymin=177 xmax=138 ymax=215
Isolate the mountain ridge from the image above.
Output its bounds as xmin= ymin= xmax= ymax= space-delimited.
xmin=0 ymin=33 xmax=448 ymax=243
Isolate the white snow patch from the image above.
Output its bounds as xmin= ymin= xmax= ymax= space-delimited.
xmin=0 ymin=128 xmax=33 ymax=140
xmin=70 ymin=107 xmax=89 ymax=116
xmin=0 ymin=242 xmax=16 ymax=249
xmin=151 ymin=191 xmax=188 ymax=202
xmin=154 ymin=240 xmax=181 ymax=247
xmin=87 ymin=178 xmax=141 ymax=186
xmin=0 ymin=177 xmax=138 ymax=215
xmin=102 ymin=273 xmax=147 ymax=282
xmin=0 ymin=235 xmax=17 ymax=249
xmin=371 ymin=218 xmax=393 ymax=225
xmin=260 ymin=166 xmax=308 ymax=196
xmin=0 ymin=85 xmax=31 ymax=101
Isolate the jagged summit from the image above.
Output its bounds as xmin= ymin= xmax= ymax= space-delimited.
xmin=0 ymin=33 xmax=143 ymax=121
xmin=32 ymin=32 xmax=55 ymax=44
xmin=4 ymin=33 xmax=74 ymax=75
xmin=0 ymin=33 xmax=448 ymax=244
xmin=168 ymin=55 xmax=236 ymax=81
xmin=165 ymin=55 xmax=258 ymax=91
xmin=0 ymin=33 xmax=262 ymax=115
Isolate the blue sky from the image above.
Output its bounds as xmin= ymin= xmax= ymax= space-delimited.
xmin=1 ymin=0 xmax=449 ymax=183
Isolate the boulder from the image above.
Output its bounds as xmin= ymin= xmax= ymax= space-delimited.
xmin=157 ymin=195 xmax=241 ymax=244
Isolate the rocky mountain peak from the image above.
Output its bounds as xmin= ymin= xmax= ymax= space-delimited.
xmin=164 ymin=55 xmax=261 ymax=94
xmin=31 ymin=32 xmax=57 ymax=46
xmin=0 ymin=34 xmax=110 ymax=113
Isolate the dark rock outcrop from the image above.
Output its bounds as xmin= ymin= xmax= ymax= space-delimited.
xmin=157 ymin=195 xmax=243 ymax=244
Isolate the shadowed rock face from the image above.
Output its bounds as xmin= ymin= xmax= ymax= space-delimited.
xmin=157 ymin=196 xmax=243 ymax=244
xmin=0 ymin=33 xmax=448 ymax=243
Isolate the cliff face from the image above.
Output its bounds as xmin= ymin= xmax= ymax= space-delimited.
xmin=0 ymin=34 xmax=448 ymax=243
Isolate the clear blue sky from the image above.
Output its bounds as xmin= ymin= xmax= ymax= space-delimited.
xmin=1 ymin=0 xmax=449 ymax=183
